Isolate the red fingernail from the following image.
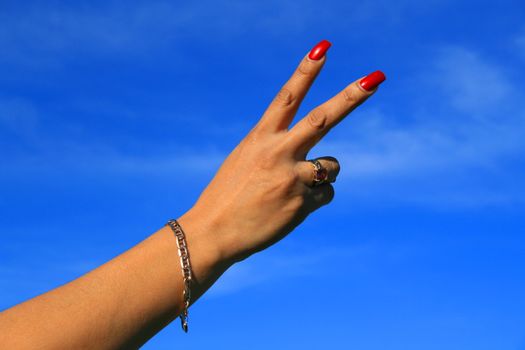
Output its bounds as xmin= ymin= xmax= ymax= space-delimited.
xmin=359 ymin=70 xmax=386 ymax=91
xmin=308 ymin=40 xmax=332 ymax=60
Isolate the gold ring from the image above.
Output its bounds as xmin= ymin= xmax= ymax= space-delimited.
xmin=307 ymin=159 xmax=328 ymax=187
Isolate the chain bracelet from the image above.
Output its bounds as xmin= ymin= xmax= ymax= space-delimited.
xmin=167 ymin=219 xmax=193 ymax=333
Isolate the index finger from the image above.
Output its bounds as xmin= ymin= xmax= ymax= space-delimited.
xmin=286 ymin=70 xmax=386 ymax=157
xmin=257 ymin=40 xmax=331 ymax=132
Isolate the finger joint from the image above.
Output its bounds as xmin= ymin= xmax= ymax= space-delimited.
xmin=307 ymin=109 xmax=327 ymax=130
xmin=274 ymin=88 xmax=295 ymax=107
xmin=342 ymin=87 xmax=360 ymax=105
xmin=297 ymin=60 xmax=315 ymax=77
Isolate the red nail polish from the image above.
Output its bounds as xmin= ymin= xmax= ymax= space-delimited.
xmin=359 ymin=70 xmax=386 ymax=91
xmin=308 ymin=40 xmax=332 ymax=60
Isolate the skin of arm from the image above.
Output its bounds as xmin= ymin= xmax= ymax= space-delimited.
xmin=0 ymin=43 xmax=383 ymax=349
xmin=0 ymin=221 xmax=226 ymax=349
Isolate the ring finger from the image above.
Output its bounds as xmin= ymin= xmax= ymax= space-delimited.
xmin=295 ymin=156 xmax=340 ymax=186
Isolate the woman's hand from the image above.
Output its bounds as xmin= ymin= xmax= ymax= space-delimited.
xmin=0 ymin=40 xmax=385 ymax=349
xmin=179 ymin=40 xmax=386 ymax=265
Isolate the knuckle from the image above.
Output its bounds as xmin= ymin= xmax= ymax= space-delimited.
xmin=342 ymin=86 xmax=361 ymax=105
xmin=326 ymin=156 xmax=341 ymax=175
xmin=258 ymin=153 xmax=278 ymax=171
xmin=307 ymin=109 xmax=327 ymax=130
xmin=297 ymin=60 xmax=315 ymax=77
xmin=282 ymin=169 xmax=299 ymax=189
xmin=274 ymin=88 xmax=295 ymax=107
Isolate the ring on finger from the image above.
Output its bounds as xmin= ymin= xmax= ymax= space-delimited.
xmin=307 ymin=159 xmax=329 ymax=187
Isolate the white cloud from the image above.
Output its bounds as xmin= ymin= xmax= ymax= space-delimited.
xmin=431 ymin=47 xmax=513 ymax=116
xmin=0 ymin=0 xmax=453 ymax=67
xmin=310 ymin=45 xmax=525 ymax=207
xmin=0 ymin=1 xmax=319 ymax=66
xmin=206 ymin=241 xmax=378 ymax=297
xmin=4 ymin=44 xmax=523 ymax=207
xmin=2 ymin=3 xmax=523 ymax=209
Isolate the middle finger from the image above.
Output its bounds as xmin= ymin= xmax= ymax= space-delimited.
xmin=286 ymin=71 xmax=386 ymax=158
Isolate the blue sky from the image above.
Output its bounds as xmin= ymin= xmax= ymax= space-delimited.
xmin=1 ymin=0 xmax=525 ymax=348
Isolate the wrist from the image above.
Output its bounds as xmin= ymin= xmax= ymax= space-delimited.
xmin=176 ymin=210 xmax=233 ymax=285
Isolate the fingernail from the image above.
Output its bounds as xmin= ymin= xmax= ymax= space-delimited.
xmin=308 ymin=40 xmax=332 ymax=60
xmin=359 ymin=70 xmax=386 ymax=91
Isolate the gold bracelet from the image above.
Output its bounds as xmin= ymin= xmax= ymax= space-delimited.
xmin=167 ymin=219 xmax=193 ymax=332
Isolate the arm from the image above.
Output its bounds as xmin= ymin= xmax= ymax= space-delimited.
xmin=0 ymin=40 xmax=385 ymax=349
xmin=0 ymin=223 xmax=224 ymax=349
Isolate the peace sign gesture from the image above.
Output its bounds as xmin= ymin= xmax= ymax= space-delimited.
xmin=0 ymin=40 xmax=386 ymax=349
xmin=179 ymin=40 xmax=385 ymax=265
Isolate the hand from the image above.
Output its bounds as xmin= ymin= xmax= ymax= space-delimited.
xmin=0 ymin=41 xmax=385 ymax=349
xmin=179 ymin=40 xmax=385 ymax=265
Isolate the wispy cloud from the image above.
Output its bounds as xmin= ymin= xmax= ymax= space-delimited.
xmin=2 ymin=2 xmax=523 ymax=209
xmin=206 ymin=241 xmax=381 ymax=297
xmin=0 ymin=3 xmax=185 ymax=65
xmin=4 ymin=44 xmax=523 ymax=207
xmin=312 ymin=45 xmax=525 ymax=207
xmin=0 ymin=96 xmax=234 ymax=179
xmin=0 ymin=0 xmax=452 ymax=68
xmin=0 ymin=1 xmax=317 ymax=66
xmin=431 ymin=46 xmax=514 ymax=116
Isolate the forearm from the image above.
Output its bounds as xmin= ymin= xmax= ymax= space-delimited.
xmin=0 ymin=40 xmax=384 ymax=349
xmin=0 ymin=214 xmax=229 ymax=349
